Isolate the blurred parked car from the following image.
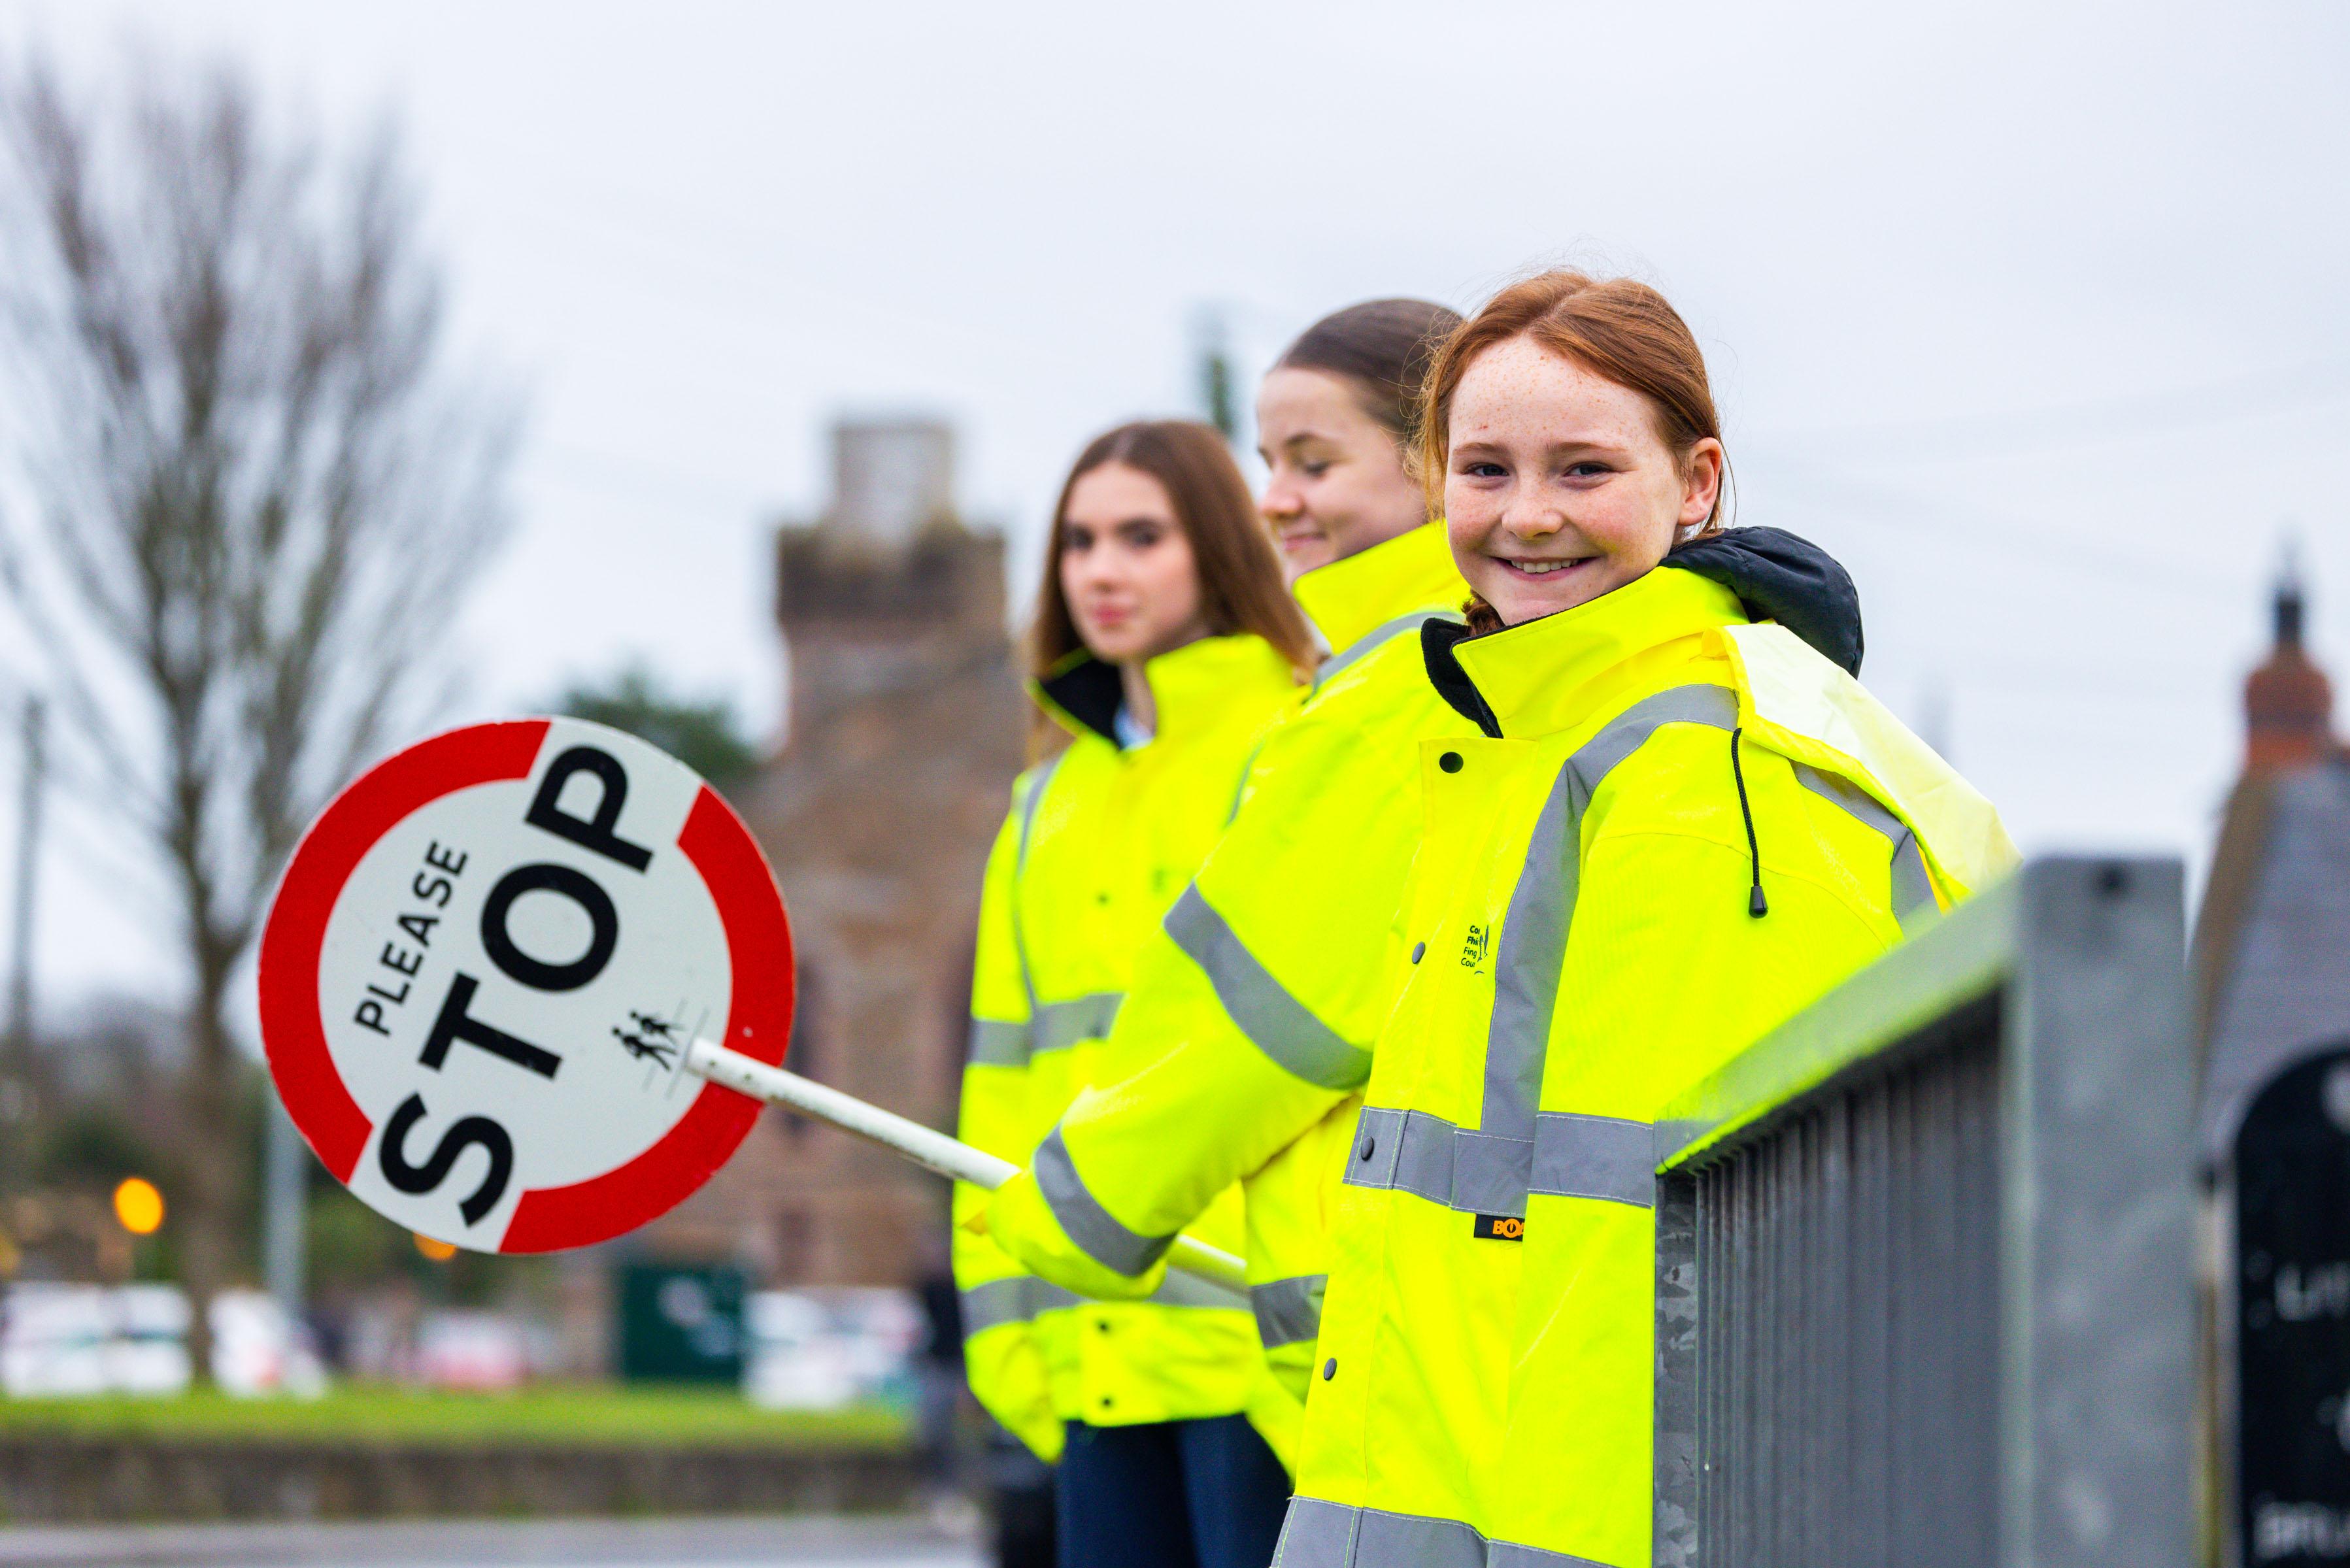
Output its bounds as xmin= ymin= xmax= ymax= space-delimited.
xmin=1 ymin=1283 xmax=322 ymax=1396
xmin=414 ymin=1309 xmax=532 ymax=1392
xmin=745 ymin=1287 xmax=922 ymax=1411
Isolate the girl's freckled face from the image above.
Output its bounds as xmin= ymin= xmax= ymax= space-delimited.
xmin=1443 ymin=337 xmax=1720 ymax=626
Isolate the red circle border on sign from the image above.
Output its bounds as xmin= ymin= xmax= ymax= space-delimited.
xmin=501 ymin=784 xmax=794 ymax=1252
xmin=257 ymin=720 xmax=795 ymax=1252
xmin=259 ymin=721 xmax=550 ymax=1183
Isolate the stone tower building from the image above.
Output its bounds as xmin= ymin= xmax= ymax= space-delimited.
xmin=651 ymin=419 xmax=1026 ymax=1285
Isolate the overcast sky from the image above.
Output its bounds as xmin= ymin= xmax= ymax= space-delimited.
xmin=4 ymin=0 xmax=2347 ymax=1005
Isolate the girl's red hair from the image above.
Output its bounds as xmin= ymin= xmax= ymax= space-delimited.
xmin=1415 ymin=271 xmax=1730 ymax=535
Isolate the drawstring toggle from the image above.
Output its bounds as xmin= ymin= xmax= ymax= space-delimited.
xmin=1730 ymin=726 xmax=1769 ymax=918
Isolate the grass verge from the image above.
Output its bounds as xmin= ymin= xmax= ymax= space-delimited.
xmin=0 ymin=1385 xmax=909 ymax=1449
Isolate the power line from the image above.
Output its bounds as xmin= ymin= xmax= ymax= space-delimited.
xmin=1744 ymin=451 xmax=2208 ymax=603
xmin=1751 ymin=354 xmax=2350 ymax=463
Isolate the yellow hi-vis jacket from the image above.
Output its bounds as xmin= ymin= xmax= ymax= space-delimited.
xmin=983 ymin=522 xmax=1475 ymax=1465
xmin=953 ymin=632 xmax=1301 ymax=1461
xmin=1275 ymin=564 xmax=2017 ymax=1567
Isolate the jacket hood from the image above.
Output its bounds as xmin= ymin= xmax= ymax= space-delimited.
xmin=1666 ymin=526 xmax=1863 ymax=677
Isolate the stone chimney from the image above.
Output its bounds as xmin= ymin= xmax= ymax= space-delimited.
xmin=773 ymin=418 xmax=1007 ymax=739
xmin=2244 ymin=553 xmax=2335 ymax=775
xmin=828 ymin=420 xmax=956 ymax=546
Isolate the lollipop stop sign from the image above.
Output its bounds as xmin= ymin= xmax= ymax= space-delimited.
xmin=260 ymin=715 xmax=1251 ymax=1292
xmin=259 ymin=718 xmax=794 ymax=1254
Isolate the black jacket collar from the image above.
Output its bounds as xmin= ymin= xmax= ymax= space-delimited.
xmin=1666 ymin=526 xmax=1863 ymax=677
xmin=1035 ymin=656 xmax=1124 ymax=742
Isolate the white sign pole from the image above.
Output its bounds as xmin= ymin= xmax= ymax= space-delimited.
xmin=683 ymin=1037 xmax=1248 ymax=1295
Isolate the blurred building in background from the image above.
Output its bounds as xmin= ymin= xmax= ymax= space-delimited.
xmin=2194 ymin=558 xmax=2345 ymax=1067
xmin=648 ymin=418 xmax=1024 ymax=1288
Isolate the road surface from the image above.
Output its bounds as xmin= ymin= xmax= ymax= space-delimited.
xmin=0 ymin=1515 xmax=984 ymax=1568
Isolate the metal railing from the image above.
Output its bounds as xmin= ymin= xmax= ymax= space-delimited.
xmin=1651 ymin=857 xmax=2194 ymax=1568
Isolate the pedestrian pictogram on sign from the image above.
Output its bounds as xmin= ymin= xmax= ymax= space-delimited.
xmin=258 ymin=718 xmax=794 ymax=1254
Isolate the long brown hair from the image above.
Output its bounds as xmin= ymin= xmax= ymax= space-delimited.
xmin=1028 ymin=420 xmax=1314 ymax=697
xmin=1276 ymin=298 xmax=1465 ymax=446
xmin=1415 ymin=271 xmax=1731 ymax=535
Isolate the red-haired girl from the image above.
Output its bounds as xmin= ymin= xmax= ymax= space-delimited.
xmin=1275 ymin=273 xmax=2016 ymax=1567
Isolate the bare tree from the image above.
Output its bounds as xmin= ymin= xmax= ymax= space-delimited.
xmin=0 ymin=49 xmax=518 ymax=1376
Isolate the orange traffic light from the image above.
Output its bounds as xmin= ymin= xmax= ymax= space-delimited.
xmin=412 ymin=1232 xmax=457 ymax=1261
xmin=112 ymin=1177 xmax=164 ymax=1236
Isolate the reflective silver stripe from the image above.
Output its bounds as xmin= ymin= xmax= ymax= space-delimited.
xmin=1792 ymin=761 xmax=1940 ymax=931
xmin=1015 ymin=756 xmax=1059 ymax=865
xmin=1335 ymin=1507 xmax=1488 ymax=1568
xmin=966 ymin=993 xmax=1116 ymax=1069
xmin=959 ymin=1278 xmax=1032 ymax=1335
xmin=1026 ymin=1279 xmax=1081 ymax=1314
xmin=1530 ymin=1110 xmax=1654 ymax=1208
xmin=1275 ymin=1498 xmax=1478 ymax=1568
xmin=1249 ymin=1274 xmax=1326 ymax=1348
xmin=1351 ymin=686 xmax=1738 ymax=1218
xmin=1311 ymin=612 xmax=1448 ymax=696
xmin=1165 ymin=886 xmax=1371 ymax=1090
xmin=1891 ymin=833 xmax=1936 ymax=930
xmin=1151 ymin=1271 xmax=1250 ymax=1311
xmin=1488 ymin=681 xmax=1741 ymax=1152
xmin=1486 ymin=1541 xmax=1613 ymax=1566
xmin=1274 ymin=1496 xmax=1358 ymax=1568
xmin=968 ymin=993 xmax=1118 ymax=1069
xmin=1031 ymin=991 xmax=1122 ymax=1055
xmin=967 ymin=1272 xmax=1245 ymax=1334
xmin=1008 ymin=755 xmax=1062 ymax=1014
xmin=1275 ymin=1499 xmax=1607 ymax=1568
xmin=1025 ymin=1275 xmax=1247 ymax=1314
xmin=965 ymin=1017 xmax=1030 ymax=1068
xmin=1343 ymin=1105 xmax=1533 ymax=1215
xmin=1481 ymin=686 xmax=1741 ymax=1210
xmin=1033 ymin=1126 xmax=1174 ymax=1276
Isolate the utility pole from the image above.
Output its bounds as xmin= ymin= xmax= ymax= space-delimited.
xmin=0 ymin=695 xmax=44 ymax=1184
xmin=263 ymin=1093 xmax=307 ymax=1322
xmin=1194 ymin=307 xmax=1238 ymax=444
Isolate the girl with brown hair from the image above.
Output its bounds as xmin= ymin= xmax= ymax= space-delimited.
xmin=954 ymin=420 xmax=1311 ymax=1568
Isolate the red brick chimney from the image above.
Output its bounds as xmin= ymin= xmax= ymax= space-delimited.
xmin=2243 ymin=556 xmax=2335 ymax=774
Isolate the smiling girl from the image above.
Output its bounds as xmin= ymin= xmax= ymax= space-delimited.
xmin=1256 ymin=299 xmax=1454 ymax=586
xmin=1273 ymin=271 xmax=2017 ymax=1567
xmin=952 ymin=421 xmax=1313 ymax=1568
